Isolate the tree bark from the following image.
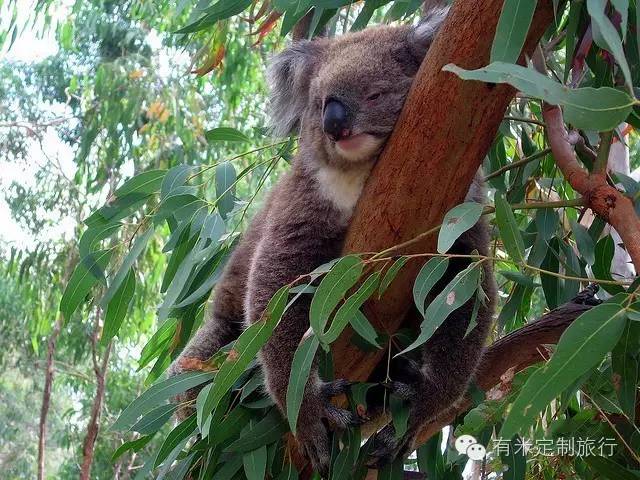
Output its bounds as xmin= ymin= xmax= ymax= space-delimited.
xmin=80 ymin=338 xmax=112 ymax=480
xmin=333 ymin=0 xmax=554 ymax=403
xmin=37 ymin=313 xmax=63 ymax=480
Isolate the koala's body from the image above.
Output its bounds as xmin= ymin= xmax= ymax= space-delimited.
xmin=169 ymin=7 xmax=496 ymax=475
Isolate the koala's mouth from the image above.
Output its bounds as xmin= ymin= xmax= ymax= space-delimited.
xmin=334 ymin=133 xmax=384 ymax=161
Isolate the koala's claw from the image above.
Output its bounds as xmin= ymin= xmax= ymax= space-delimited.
xmin=296 ymin=379 xmax=363 ymax=477
xmin=320 ymin=378 xmax=354 ymax=398
xmin=367 ymin=423 xmax=414 ymax=468
xmin=382 ymin=380 xmax=417 ymax=401
xmin=572 ymin=284 xmax=601 ymax=306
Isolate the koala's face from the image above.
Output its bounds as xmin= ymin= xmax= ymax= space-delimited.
xmin=268 ymin=8 xmax=448 ymax=169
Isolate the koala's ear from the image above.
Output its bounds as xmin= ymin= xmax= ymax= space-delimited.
xmin=408 ymin=5 xmax=449 ymax=60
xmin=267 ymin=41 xmax=324 ymax=137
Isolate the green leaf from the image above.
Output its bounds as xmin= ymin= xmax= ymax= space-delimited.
xmin=593 ymin=235 xmax=625 ymax=294
xmin=501 ymin=301 xmax=627 ymax=438
xmin=309 ymin=255 xmax=363 ymax=335
xmin=491 ymin=0 xmax=538 ymax=63
xmin=495 ymin=193 xmax=525 ymax=263
xmin=115 ymin=169 xmax=167 ymax=197
xmin=379 ymin=256 xmax=409 ymax=296
xmin=112 ymin=371 xmax=214 ymax=430
xmin=225 ymin=407 xmax=288 ymax=452
xmin=60 ymin=250 xmax=112 ymax=321
xmin=400 ymin=262 xmax=481 ymax=356
xmin=437 ymin=202 xmax=484 ymax=254
xmin=215 ymin=162 xmax=237 ymax=218
xmin=205 ymin=127 xmax=251 ymax=143
xmin=322 ymin=272 xmax=380 ymax=344
xmin=350 ymin=311 xmax=381 ymax=348
xmin=584 ymin=456 xmax=639 ymax=480
xmin=570 ymin=219 xmax=595 ymax=265
xmin=138 ymin=319 xmax=177 ymax=370
xmin=443 ymin=62 xmax=636 ymax=131
xmin=111 ymin=434 xmax=155 ymax=461
xmin=101 ymin=268 xmax=136 ymax=344
xmin=611 ymin=318 xmax=640 ymax=423
xmin=78 ymin=222 xmax=122 ymax=261
xmin=199 ymin=286 xmax=289 ymax=423
xmin=501 ymin=435 xmax=527 ymax=480
xmin=161 ymin=165 xmax=194 ymax=200
xmin=286 ymin=335 xmax=320 ymax=434
xmin=175 ymin=0 xmax=253 ymax=33
xmin=131 ymin=403 xmax=178 ymax=435
xmin=587 ymin=0 xmax=633 ymax=89
xmin=154 ymin=414 xmax=197 ymax=468
xmin=413 ymin=257 xmax=449 ymax=316
xmin=243 ymin=445 xmax=268 ymax=480
xmin=390 ymin=394 xmax=409 ymax=439
xmin=101 ymin=228 xmax=153 ymax=307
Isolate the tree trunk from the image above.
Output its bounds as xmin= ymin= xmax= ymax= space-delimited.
xmin=37 ymin=314 xmax=62 ymax=480
xmin=333 ymin=0 xmax=554 ymax=384
xmin=80 ymin=339 xmax=112 ymax=480
xmin=290 ymin=0 xmax=556 ymax=474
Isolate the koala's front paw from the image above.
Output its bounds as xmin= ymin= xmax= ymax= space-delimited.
xmin=295 ymin=379 xmax=363 ymax=477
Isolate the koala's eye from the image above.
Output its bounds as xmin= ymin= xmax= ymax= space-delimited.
xmin=366 ymin=92 xmax=382 ymax=101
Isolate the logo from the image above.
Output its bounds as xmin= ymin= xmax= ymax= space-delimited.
xmin=454 ymin=434 xmax=487 ymax=461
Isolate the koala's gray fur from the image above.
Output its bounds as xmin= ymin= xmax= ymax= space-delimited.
xmin=169 ymin=6 xmax=496 ymax=476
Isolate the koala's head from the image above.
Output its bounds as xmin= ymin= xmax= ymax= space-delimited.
xmin=267 ymin=7 xmax=448 ymax=169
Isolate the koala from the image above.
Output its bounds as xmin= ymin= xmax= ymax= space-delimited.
xmin=168 ymin=6 xmax=496 ymax=476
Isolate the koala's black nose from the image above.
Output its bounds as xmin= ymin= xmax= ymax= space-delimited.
xmin=323 ymin=100 xmax=351 ymax=141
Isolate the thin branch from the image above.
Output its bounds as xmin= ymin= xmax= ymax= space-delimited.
xmin=483 ymin=148 xmax=551 ymax=181
xmin=503 ymin=115 xmax=546 ymax=127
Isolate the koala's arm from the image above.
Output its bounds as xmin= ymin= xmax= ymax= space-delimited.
xmin=244 ymin=207 xmax=356 ymax=474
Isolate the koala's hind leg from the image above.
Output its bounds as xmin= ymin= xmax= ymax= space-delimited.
xmin=368 ymin=224 xmax=497 ymax=466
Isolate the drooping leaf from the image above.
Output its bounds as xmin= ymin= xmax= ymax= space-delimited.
xmin=413 ymin=257 xmax=449 ymax=316
xmin=199 ymin=286 xmax=289 ymax=423
xmin=309 ymin=255 xmax=363 ymax=335
xmin=379 ymin=256 xmax=409 ymax=296
xmin=205 ymin=127 xmax=251 ymax=143
xmin=243 ymin=444 xmax=268 ymax=480
xmin=225 ymin=407 xmax=288 ymax=452
xmin=102 ymin=268 xmax=136 ymax=344
xmin=286 ymin=334 xmax=320 ymax=434
xmin=587 ymin=0 xmax=633 ymax=89
xmin=130 ymin=404 xmax=178 ymax=435
xmin=611 ymin=318 xmax=640 ymax=423
xmin=400 ymin=262 xmax=481 ymax=356
xmin=491 ymin=0 xmax=538 ymax=63
xmin=495 ymin=193 xmax=525 ymax=263
xmin=154 ymin=414 xmax=197 ymax=468
xmin=443 ymin=62 xmax=636 ymax=131
xmin=215 ymin=162 xmax=237 ymax=218
xmin=501 ymin=300 xmax=627 ymax=438
xmin=60 ymin=249 xmax=112 ymax=321
xmin=437 ymin=202 xmax=484 ymax=254
xmin=322 ymin=272 xmax=380 ymax=344
xmin=570 ymin=219 xmax=596 ymax=265
xmin=112 ymin=371 xmax=214 ymax=431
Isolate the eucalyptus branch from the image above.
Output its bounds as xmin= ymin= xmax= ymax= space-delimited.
xmin=483 ymin=148 xmax=551 ymax=181
xmin=594 ymin=130 xmax=614 ymax=174
xmin=503 ymin=115 xmax=546 ymax=127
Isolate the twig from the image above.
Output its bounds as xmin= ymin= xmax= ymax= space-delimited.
xmin=484 ymin=148 xmax=551 ymax=181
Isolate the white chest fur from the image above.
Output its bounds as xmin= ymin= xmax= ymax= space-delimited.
xmin=315 ymin=165 xmax=371 ymax=217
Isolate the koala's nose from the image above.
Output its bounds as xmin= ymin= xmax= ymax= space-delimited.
xmin=323 ymin=100 xmax=351 ymax=141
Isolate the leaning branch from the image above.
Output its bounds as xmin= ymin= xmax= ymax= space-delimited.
xmin=542 ymin=103 xmax=640 ymax=271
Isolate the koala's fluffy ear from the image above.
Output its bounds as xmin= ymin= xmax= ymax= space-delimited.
xmin=267 ymin=41 xmax=324 ymax=137
xmin=408 ymin=5 xmax=449 ymax=60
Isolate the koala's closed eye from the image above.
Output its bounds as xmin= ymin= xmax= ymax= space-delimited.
xmin=366 ymin=92 xmax=382 ymax=101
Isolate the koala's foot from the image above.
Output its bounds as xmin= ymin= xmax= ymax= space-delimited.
xmin=295 ymin=379 xmax=363 ymax=477
xmin=572 ymin=284 xmax=601 ymax=305
xmin=367 ymin=376 xmax=421 ymax=468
